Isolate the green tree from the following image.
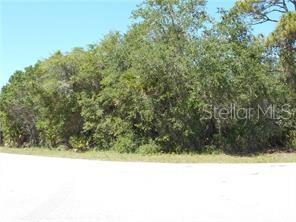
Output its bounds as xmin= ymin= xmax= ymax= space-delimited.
xmin=233 ymin=0 xmax=296 ymax=89
xmin=0 ymin=66 xmax=39 ymax=146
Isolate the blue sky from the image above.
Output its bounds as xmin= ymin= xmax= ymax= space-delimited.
xmin=0 ymin=0 xmax=276 ymax=89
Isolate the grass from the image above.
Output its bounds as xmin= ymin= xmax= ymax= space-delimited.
xmin=0 ymin=146 xmax=296 ymax=163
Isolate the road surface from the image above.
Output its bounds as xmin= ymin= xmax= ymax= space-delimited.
xmin=0 ymin=153 xmax=295 ymax=222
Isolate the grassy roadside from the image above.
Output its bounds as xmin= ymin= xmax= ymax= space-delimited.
xmin=1 ymin=146 xmax=296 ymax=163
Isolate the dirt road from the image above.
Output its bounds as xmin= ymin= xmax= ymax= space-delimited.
xmin=0 ymin=153 xmax=295 ymax=222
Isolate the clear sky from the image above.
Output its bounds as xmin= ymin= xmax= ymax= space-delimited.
xmin=0 ymin=0 xmax=276 ymax=89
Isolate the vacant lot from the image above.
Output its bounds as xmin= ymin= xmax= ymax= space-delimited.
xmin=0 ymin=153 xmax=296 ymax=222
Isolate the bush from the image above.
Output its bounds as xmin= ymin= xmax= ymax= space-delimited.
xmin=289 ymin=131 xmax=296 ymax=149
xmin=57 ymin=144 xmax=69 ymax=151
xmin=112 ymin=135 xmax=137 ymax=153
xmin=137 ymin=141 xmax=162 ymax=155
xmin=69 ymin=136 xmax=89 ymax=152
xmin=201 ymin=145 xmax=221 ymax=154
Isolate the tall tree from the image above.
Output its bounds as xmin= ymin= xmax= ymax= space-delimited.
xmin=0 ymin=66 xmax=39 ymax=146
xmin=233 ymin=0 xmax=296 ymax=89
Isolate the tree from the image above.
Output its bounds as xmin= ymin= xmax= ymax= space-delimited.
xmin=233 ymin=0 xmax=296 ymax=89
xmin=34 ymin=49 xmax=98 ymax=148
xmin=0 ymin=66 xmax=39 ymax=146
xmin=234 ymin=0 xmax=295 ymax=24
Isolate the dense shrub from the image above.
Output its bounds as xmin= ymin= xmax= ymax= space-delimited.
xmin=112 ymin=135 xmax=137 ymax=153
xmin=289 ymin=131 xmax=296 ymax=149
xmin=137 ymin=141 xmax=162 ymax=155
xmin=0 ymin=0 xmax=295 ymax=154
xmin=69 ymin=136 xmax=89 ymax=152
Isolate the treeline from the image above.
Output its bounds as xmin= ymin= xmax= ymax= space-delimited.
xmin=0 ymin=0 xmax=295 ymax=154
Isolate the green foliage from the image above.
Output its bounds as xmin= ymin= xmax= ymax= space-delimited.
xmin=268 ymin=12 xmax=296 ymax=45
xmin=234 ymin=0 xmax=296 ymax=89
xmin=112 ymin=135 xmax=137 ymax=153
xmin=201 ymin=145 xmax=222 ymax=155
xmin=137 ymin=141 xmax=162 ymax=154
xmin=289 ymin=131 xmax=296 ymax=149
xmin=0 ymin=0 xmax=295 ymax=154
xmin=0 ymin=67 xmax=39 ymax=147
xmin=69 ymin=136 xmax=89 ymax=152
xmin=268 ymin=12 xmax=296 ymax=88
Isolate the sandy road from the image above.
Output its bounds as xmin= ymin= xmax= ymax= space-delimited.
xmin=0 ymin=153 xmax=295 ymax=222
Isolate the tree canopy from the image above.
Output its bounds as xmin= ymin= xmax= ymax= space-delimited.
xmin=234 ymin=0 xmax=296 ymax=89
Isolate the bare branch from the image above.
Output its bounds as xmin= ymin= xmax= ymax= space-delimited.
xmin=282 ymin=0 xmax=289 ymax=12
xmin=288 ymin=0 xmax=296 ymax=10
xmin=264 ymin=9 xmax=286 ymax=13
xmin=251 ymin=18 xmax=278 ymax=25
